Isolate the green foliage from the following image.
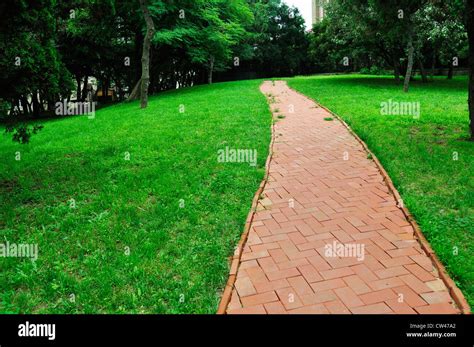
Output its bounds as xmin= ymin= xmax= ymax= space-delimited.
xmin=183 ymin=0 xmax=253 ymax=73
xmin=309 ymin=0 xmax=468 ymax=77
xmin=360 ymin=66 xmax=387 ymax=75
xmin=308 ymin=20 xmax=338 ymax=72
xmin=0 ymin=0 xmax=74 ymax=115
xmin=0 ymin=0 xmax=314 ymax=143
xmin=4 ymin=124 xmax=44 ymax=145
xmin=248 ymin=0 xmax=309 ymax=77
xmin=0 ymin=99 xmax=11 ymax=119
xmin=0 ymin=0 xmax=259 ymax=141
xmin=419 ymin=0 xmax=467 ymax=65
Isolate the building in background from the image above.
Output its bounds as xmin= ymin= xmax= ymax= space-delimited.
xmin=312 ymin=0 xmax=329 ymax=24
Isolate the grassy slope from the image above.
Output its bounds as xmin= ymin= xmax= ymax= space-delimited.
xmin=0 ymin=80 xmax=271 ymax=313
xmin=287 ymin=75 xmax=473 ymax=306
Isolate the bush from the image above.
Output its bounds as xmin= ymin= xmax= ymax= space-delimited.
xmin=0 ymin=98 xmax=11 ymax=120
xmin=360 ymin=66 xmax=386 ymax=75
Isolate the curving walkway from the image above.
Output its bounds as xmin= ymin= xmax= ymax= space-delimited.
xmin=225 ymin=81 xmax=463 ymax=314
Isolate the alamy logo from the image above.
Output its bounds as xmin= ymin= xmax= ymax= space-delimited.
xmin=217 ymin=147 xmax=257 ymax=167
xmin=55 ymin=99 xmax=96 ymax=118
xmin=380 ymin=99 xmax=420 ymax=119
xmin=18 ymin=321 xmax=55 ymax=341
xmin=0 ymin=241 xmax=38 ymax=261
xmin=324 ymin=240 xmax=365 ymax=261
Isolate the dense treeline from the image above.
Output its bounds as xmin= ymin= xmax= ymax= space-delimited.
xmin=307 ymin=0 xmax=473 ymax=137
xmin=0 ymin=1 xmax=308 ymax=120
xmin=1 ymin=0 xmax=473 ymax=141
xmin=309 ymin=0 xmax=468 ymax=86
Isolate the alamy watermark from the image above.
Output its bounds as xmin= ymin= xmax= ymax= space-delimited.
xmin=380 ymin=99 xmax=420 ymax=119
xmin=217 ymin=147 xmax=257 ymax=167
xmin=18 ymin=321 xmax=55 ymax=341
xmin=324 ymin=240 xmax=365 ymax=261
xmin=0 ymin=241 xmax=38 ymax=261
xmin=55 ymin=100 xmax=96 ymax=119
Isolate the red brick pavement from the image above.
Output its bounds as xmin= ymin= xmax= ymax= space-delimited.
xmin=225 ymin=81 xmax=461 ymax=314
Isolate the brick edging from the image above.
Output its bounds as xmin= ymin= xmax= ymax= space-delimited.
xmin=216 ymin=82 xmax=277 ymax=314
xmin=288 ymin=84 xmax=470 ymax=314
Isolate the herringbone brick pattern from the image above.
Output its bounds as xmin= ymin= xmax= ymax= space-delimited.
xmin=226 ymin=81 xmax=460 ymax=314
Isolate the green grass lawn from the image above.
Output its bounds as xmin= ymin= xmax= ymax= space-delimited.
xmin=287 ymin=74 xmax=474 ymax=306
xmin=0 ymin=80 xmax=271 ymax=313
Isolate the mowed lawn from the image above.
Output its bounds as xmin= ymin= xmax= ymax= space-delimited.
xmin=0 ymin=80 xmax=271 ymax=313
xmin=288 ymin=75 xmax=474 ymax=306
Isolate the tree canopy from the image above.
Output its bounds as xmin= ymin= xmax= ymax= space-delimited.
xmin=1 ymin=0 xmax=473 ymax=141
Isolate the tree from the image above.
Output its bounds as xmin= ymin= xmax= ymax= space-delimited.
xmin=310 ymin=1 xmax=389 ymax=74
xmin=416 ymin=1 xmax=466 ymax=81
xmin=187 ymin=0 xmax=252 ymax=84
xmin=467 ymin=0 xmax=474 ymax=139
xmin=366 ymin=0 xmax=428 ymax=92
xmin=308 ymin=20 xmax=340 ymax=73
xmin=59 ymin=0 xmax=141 ymax=103
xmin=403 ymin=28 xmax=415 ymax=92
xmin=316 ymin=0 xmax=450 ymax=91
xmin=315 ymin=0 xmax=409 ymax=81
xmin=138 ymin=0 xmax=155 ymax=108
xmin=0 ymin=0 xmax=73 ymax=142
xmin=0 ymin=0 xmax=270 ymax=141
xmin=248 ymin=0 xmax=309 ymax=77
xmin=131 ymin=0 xmax=251 ymax=92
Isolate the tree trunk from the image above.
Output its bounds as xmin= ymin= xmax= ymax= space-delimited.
xmin=102 ymin=81 xmax=107 ymax=101
xmin=403 ymin=34 xmax=414 ymax=93
xmin=10 ymin=99 xmax=17 ymax=116
xmin=47 ymin=99 xmax=55 ymax=112
xmin=21 ymin=96 xmax=29 ymax=115
xmin=208 ymin=56 xmax=215 ymax=84
xmin=447 ymin=64 xmax=454 ymax=79
xmin=139 ymin=0 xmax=155 ymax=109
xmin=467 ymin=0 xmax=474 ymax=140
xmin=430 ymin=51 xmax=436 ymax=80
xmin=27 ymin=100 xmax=33 ymax=114
xmin=116 ymin=80 xmax=123 ymax=101
xmin=75 ymin=75 xmax=82 ymax=101
xmin=393 ymin=58 xmax=401 ymax=84
xmin=128 ymin=79 xmax=142 ymax=101
xmin=81 ymin=76 xmax=88 ymax=101
xmin=31 ymin=92 xmax=40 ymax=117
xmin=38 ymin=94 xmax=45 ymax=112
xmin=419 ymin=59 xmax=428 ymax=83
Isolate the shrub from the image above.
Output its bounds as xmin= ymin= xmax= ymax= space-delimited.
xmin=360 ymin=66 xmax=386 ymax=75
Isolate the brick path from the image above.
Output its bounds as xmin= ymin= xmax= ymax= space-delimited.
xmin=226 ymin=81 xmax=460 ymax=314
